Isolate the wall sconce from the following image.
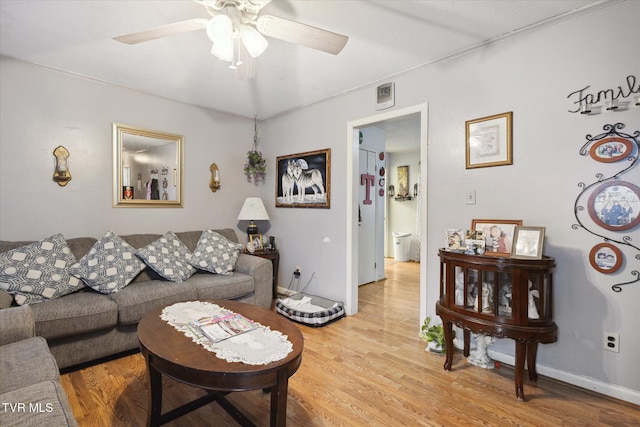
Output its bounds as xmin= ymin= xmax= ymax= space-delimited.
xmin=52 ymin=145 xmax=71 ymax=187
xmin=209 ymin=163 xmax=221 ymax=192
xmin=388 ymin=185 xmax=395 ymax=197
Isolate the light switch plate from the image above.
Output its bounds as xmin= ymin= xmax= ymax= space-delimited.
xmin=465 ymin=190 xmax=476 ymax=205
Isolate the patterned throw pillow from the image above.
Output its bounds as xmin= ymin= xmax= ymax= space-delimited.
xmin=189 ymin=230 xmax=244 ymax=275
xmin=69 ymin=231 xmax=146 ymax=294
xmin=135 ymin=231 xmax=195 ymax=282
xmin=0 ymin=234 xmax=84 ymax=305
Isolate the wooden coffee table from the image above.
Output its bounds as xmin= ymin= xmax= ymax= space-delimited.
xmin=137 ymin=300 xmax=304 ymax=427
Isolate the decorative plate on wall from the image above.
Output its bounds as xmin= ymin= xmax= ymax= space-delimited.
xmin=589 ymin=243 xmax=623 ymax=274
xmin=589 ymin=137 xmax=634 ymax=163
xmin=587 ymin=181 xmax=640 ymax=231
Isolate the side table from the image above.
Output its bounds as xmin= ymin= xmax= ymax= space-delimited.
xmin=245 ymin=249 xmax=280 ymax=298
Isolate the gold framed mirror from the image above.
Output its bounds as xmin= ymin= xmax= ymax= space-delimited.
xmin=113 ymin=123 xmax=183 ymax=207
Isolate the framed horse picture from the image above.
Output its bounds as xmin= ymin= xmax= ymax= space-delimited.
xmin=276 ymin=148 xmax=331 ymax=208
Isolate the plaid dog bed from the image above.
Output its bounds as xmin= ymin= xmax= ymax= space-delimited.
xmin=275 ymin=292 xmax=345 ymax=327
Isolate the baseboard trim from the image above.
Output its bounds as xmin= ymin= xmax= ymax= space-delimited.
xmin=488 ymin=350 xmax=640 ymax=405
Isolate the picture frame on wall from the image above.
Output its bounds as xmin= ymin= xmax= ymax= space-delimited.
xmin=465 ymin=111 xmax=513 ymax=169
xmin=589 ymin=137 xmax=634 ymax=163
xmin=511 ymin=226 xmax=545 ymax=259
xmin=587 ymin=181 xmax=640 ymax=231
xmin=276 ymin=148 xmax=331 ymax=209
xmin=471 ymin=219 xmax=522 ymax=257
xmin=589 ymin=242 xmax=623 ymax=274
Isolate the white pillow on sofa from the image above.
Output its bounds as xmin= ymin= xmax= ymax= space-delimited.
xmin=69 ymin=231 xmax=146 ymax=294
xmin=189 ymin=230 xmax=244 ymax=276
xmin=0 ymin=233 xmax=84 ymax=305
xmin=135 ymin=231 xmax=195 ymax=282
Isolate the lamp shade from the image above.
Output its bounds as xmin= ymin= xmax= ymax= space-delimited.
xmin=237 ymin=197 xmax=270 ymax=221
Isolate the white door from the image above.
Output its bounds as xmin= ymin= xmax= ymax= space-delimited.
xmin=358 ymin=149 xmax=377 ymax=285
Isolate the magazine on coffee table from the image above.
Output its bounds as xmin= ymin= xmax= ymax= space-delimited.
xmin=188 ymin=312 xmax=257 ymax=343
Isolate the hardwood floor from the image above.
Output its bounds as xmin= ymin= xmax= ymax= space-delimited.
xmin=61 ymin=260 xmax=640 ymax=426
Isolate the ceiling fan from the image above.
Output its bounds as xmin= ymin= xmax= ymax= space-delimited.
xmin=113 ymin=0 xmax=349 ymax=79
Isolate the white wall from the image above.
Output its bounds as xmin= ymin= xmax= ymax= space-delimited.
xmin=1 ymin=0 xmax=639 ymax=405
xmin=261 ymin=1 xmax=640 ymax=403
xmin=387 ymin=151 xmax=420 ymax=260
xmin=0 ymin=57 xmax=261 ymax=241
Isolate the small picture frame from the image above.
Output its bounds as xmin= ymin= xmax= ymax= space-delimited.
xmin=465 ymin=111 xmax=513 ymax=169
xmin=445 ymin=229 xmax=465 ymax=251
xmin=249 ymin=234 xmax=264 ymax=251
xmin=589 ymin=243 xmax=623 ymax=274
xmin=465 ymin=230 xmax=486 ymax=254
xmin=471 ymin=219 xmax=522 ymax=257
xmin=511 ymin=226 xmax=545 ymax=259
xmin=376 ymin=82 xmax=395 ymax=110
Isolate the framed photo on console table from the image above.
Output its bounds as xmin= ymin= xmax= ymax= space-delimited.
xmin=471 ymin=219 xmax=522 ymax=257
xmin=465 ymin=112 xmax=513 ymax=169
xmin=276 ymin=148 xmax=331 ymax=209
xmin=511 ymin=226 xmax=545 ymax=260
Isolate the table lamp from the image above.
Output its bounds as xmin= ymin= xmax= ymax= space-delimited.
xmin=237 ymin=197 xmax=270 ymax=238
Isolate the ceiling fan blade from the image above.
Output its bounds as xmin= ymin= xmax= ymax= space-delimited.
xmin=256 ymin=15 xmax=348 ymax=55
xmin=113 ymin=19 xmax=208 ymax=45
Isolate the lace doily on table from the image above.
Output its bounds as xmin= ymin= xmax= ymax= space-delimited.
xmin=160 ymin=301 xmax=293 ymax=365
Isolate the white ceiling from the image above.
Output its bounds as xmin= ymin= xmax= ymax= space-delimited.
xmin=0 ymin=0 xmax=608 ymax=120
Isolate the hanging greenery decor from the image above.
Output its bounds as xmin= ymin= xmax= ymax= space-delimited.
xmin=244 ymin=116 xmax=266 ymax=183
xmin=244 ymin=149 xmax=266 ymax=183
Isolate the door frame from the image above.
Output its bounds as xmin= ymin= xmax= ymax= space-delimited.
xmin=345 ymin=103 xmax=428 ymax=321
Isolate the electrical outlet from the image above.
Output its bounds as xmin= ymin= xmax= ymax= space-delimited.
xmin=603 ymin=332 xmax=620 ymax=353
xmin=294 ymin=266 xmax=301 ymax=277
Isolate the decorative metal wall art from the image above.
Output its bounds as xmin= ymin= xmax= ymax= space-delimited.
xmin=573 ymin=123 xmax=640 ymax=292
xmin=567 ymin=74 xmax=640 ymax=115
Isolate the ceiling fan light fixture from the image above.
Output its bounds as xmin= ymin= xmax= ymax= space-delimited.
xmin=211 ymin=40 xmax=233 ymax=62
xmin=206 ymin=14 xmax=232 ymax=43
xmin=207 ymin=14 xmax=234 ymax=62
xmin=240 ymin=25 xmax=268 ymax=58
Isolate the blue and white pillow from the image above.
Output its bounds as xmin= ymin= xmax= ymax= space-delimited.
xmin=69 ymin=231 xmax=145 ymax=294
xmin=0 ymin=233 xmax=83 ymax=305
xmin=135 ymin=231 xmax=195 ymax=283
xmin=189 ymin=230 xmax=244 ymax=275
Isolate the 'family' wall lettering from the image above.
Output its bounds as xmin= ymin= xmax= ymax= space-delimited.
xmin=567 ymin=75 xmax=639 ymax=113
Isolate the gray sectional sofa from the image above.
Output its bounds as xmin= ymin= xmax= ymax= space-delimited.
xmin=0 ymin=305 xmax=78 ymax=426
xmin=0 ymin=229 xmax=273 ymax=370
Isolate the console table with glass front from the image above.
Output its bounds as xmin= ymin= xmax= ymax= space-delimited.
xmin=435 ymin=249 xmax=557 ymax=401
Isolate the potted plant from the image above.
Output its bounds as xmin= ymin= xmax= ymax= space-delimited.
xmin=419 ymin=316 xmax=454 ymax=354
xmin=244 ymin=149 xmax=266 ymax=183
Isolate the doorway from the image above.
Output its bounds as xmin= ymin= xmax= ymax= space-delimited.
xmin=346 ymin=103 xmax=428 ymax=323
